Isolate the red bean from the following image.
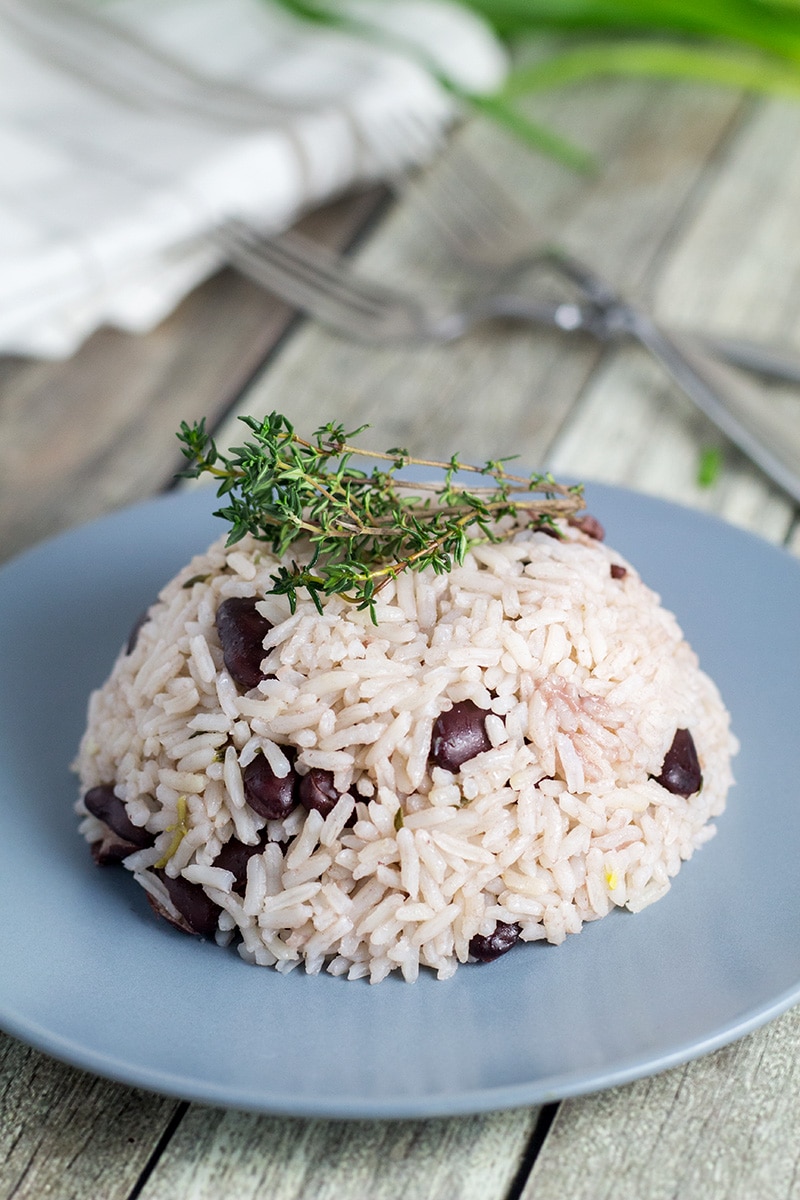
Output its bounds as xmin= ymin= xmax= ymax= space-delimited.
xmin=90 ymin=831 xmax=150 ymax=866
xmin=298 ymin=769 xmax=341 ymax=818
xmin=469 ymin=921 xmax=522 ymax=962
xmin=83 ymin=785 xmax=152 ymax=847
xmin=569 ymin=513 xmax=605 ymax=541
xmin=213 ymin=834 xmax=270 ymax=895
xmin=215 ymin=597 xmax=272 ymax=690
xmin=653 ymin=728 xmax=703 ymax=797
xmin=429 ymin=700 xmax=492 ymax=772
xmin=243 ymin=754 xmax=298 ymax=820
xmin=536 ymin=523 xmax=564 ymax=541
xmin=610 ymin=563 xmax=627 ymax=580
xmin=152 ymin=870 xmax=221 ymax=938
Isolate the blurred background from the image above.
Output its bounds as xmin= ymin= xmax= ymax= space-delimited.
xmin=3 ymin=4 xmax=800 ymax=1199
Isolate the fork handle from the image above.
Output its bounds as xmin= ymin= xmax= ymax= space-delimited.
xmin=684 ymin=332 xmax=800 ymax=386
xmin=629 ymin=313 xmax=800 ymax=506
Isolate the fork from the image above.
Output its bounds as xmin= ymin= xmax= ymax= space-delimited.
xmin=7 ymin=0 xmax=800 ymax=502
xmin=411 ymin=139 xmax=800 ymax=386
xmin=214 ymin=219 xmax=800 ymax=506
xmin=215 ymin=215 xmax=800 ymax=375
xmin=10 ymin=0 xmax=800 ymax=384
xmin=214 ymin=218 xmax=657 ymax=344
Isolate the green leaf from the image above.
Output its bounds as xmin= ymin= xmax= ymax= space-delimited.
xmin=177 ymin=413 xmax=584 ymax=616
xmin=697 ymin=446 xmax=723 ymax=488
xmin=265 ymin=0 xmax=800 ymax=170
xmin=503 ymin=38 xmax=800 ymax=97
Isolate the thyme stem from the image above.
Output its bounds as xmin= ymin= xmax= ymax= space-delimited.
xmin=177 ymin=412 xmax=585 ymax=620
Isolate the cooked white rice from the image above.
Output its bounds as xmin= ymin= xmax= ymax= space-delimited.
xmin=74 ymin=517 xmax=737 ymax=982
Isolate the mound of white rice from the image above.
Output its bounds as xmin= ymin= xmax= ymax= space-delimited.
xmin=74 ymin=516 xmax=736 ymax=982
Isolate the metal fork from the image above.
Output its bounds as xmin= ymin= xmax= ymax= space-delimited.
xmin=413 ymin=141 xmax=800 ymax=386
xmin=214 ymin=220 xmax=800 ymax=505
xmin=8 ymin=0 xmax=800 ymax=501
xmin=214 ymin=218 xmax=664 ymax=344
xmin=12 ymin=0 xmax=799 ymax=381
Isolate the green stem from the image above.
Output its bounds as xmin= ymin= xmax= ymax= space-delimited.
xmin=504 ymin=38 xmax=800 ymax=96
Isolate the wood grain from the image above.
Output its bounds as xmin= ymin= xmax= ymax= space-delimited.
xmin=522 ymin=1008 xmax=800 ymax=1200
xmin=546 ymin=343 xmax=796 ymax=542
xmin=654 ymin=97 xmax=800 ymax=345
xmin=136 ymin=1106 xmax=539 ymax=1200
xmin=0 ymin=188 xmax=385 ymax=565
xmin=0 ymin=1033 xmax=180 ymax=1200
xmin=213 ymin=78 xmax=747 ymax=468
xmin=2 ymin=68 xmax=800 ymax=1200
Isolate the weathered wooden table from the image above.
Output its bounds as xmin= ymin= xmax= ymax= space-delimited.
xmin=3 ymin=74 xmax=800 ymax=1199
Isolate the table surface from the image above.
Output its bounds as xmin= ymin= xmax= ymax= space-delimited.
xmin=3 ymin=73 xmax=800 ymax=1200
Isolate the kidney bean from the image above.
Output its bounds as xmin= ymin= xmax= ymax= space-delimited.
xmin=429 ymin=700 xmax=492 ymax=772
xmin=151 ymin=870 xmax=221 ymax=938
xmin=215 ymin=597 xmax=273 ymax=690
xmin=83 ymin=785 xmax=152 ymax=847
xmin=469 ymin=921 xmax=522 ymax=962
xmin=213 ymin=834 xmax=270 ymax=895
xmin=653 ymin=728 xmax=703 ymax=797
xmin=243 ymin=754 xmax=298 ymax=820
xmin=536 ymin=523 xmax=564 ymax=540
xmin=90 ymin=833 xmax=141 ymax=866
xmin=298 ymin=768 xmax=342 ymax=818
xmin=569 ymin=513 xmax=605 ymax=541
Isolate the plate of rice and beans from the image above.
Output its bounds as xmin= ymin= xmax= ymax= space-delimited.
xmin=1 ymin=430 xmax=799 ymax=1117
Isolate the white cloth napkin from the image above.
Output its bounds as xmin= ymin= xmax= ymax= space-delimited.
xmin=0 ymin=0 xmax=506 ymax=358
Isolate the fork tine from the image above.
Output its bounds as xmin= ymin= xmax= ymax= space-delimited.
xmin=218 ymin=223 xmax=399 ymax=315
xmin=213 ymin=222 xmax=427 ymax=341
xmin=359 ymin=106 xmax=449 ymax=181
xmin=416 ymin=140 xmax=535 ymax=268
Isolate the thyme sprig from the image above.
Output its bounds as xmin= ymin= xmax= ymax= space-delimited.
xmin=178 ymin=412 xmax=584 ymax=619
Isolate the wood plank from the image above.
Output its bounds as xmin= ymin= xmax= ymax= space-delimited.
xmin=513 ymin=92 xmax=800 ymax=1200
xmin=210 ymin=78 xmax=746 ymax=470
xmin=204 ymin=84 xmax=800 ymax=1200
xmin=546 ymin=343 xmax=796 ymax=542
xmin=0 ymin=188 xmax=385 ymax=566
xmin=1 ymin=72 xmax=792 ymax=1200
xmin=0 ymin=1032 xmax=180 ymax=1200
xmin=135 ymin=1105 xmax=539 ymax=1200
xmin=521 ymin=1007 xmax=800 ymax=1200
xmin=653 ymin=98 xmax=800 ymax=345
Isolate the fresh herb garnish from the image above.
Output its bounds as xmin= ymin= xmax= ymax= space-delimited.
xmin=697 ymin=445 xmax=723 ymax=488
xmin=178 ymin=412 xmax=584 ymax=620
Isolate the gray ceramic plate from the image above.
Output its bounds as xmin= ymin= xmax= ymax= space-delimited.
xmin=1 ymin=482 xmax=799 ymax=1118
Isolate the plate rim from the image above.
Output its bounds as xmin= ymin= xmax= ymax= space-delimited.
xmin=1 ymin=480 xmax=799 ymax=1119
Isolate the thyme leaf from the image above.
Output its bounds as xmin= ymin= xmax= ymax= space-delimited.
xmin=178 ymin=412 xmax=584 ymax=620
xmin=697 ymin=445 xmax=723 ymax=488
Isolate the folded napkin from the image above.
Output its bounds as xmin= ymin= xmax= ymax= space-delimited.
xmin=0 ymin=0 xmax=506 ymax=358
